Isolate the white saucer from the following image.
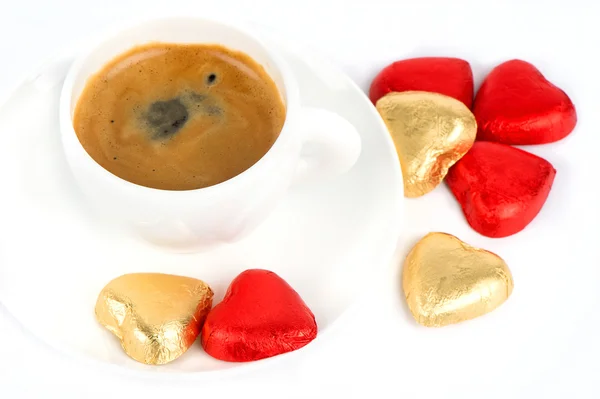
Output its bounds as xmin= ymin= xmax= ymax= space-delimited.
xmin=0 ymin=36 xmax=403 ymax=375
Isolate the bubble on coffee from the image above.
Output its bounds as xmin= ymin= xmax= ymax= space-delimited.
xmin=206 ymin=73 xmax=217 ymax=85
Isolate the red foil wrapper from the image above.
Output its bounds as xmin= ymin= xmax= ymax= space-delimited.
xmin=446 ymin=141 xmax=556 ymax=238
xmin=201 ymin=269 xmax=317 ymax=362
xmin=473 ymin=59 xmax=577 ymax=145
xmin=369 ymin=57 xmax=474 ymax=107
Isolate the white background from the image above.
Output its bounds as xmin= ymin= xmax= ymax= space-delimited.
xmin=1 ymin=0 xmax=599 ymax=398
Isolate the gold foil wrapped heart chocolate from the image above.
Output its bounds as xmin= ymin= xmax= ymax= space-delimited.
xmin=375 ymin=91 xmax=477 ymax=197
xmin=95 ymin=273 xmax=213 ymax=365
xmin=402 ymin=232 xmax=513 ymax=327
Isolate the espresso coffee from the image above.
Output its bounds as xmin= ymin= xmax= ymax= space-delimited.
xmin=73 ymin=43 xmax=286 ymax=190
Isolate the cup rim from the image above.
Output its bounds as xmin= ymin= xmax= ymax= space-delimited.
xmin=59 ymin=15 xmax=300 ymax=197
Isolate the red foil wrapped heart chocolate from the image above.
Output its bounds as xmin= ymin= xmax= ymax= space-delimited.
xmin=369 ymin=57 xmax=474 ymax=107
xmin=473 ymin=59 xmax=577 ymax=145
xmin=201 ymin=269 xmax=317 ymax=362
xmin=446 ymin=141 xmax=556 ymax=238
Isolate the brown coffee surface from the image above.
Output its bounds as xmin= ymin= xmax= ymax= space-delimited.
xmin=73 ymin=43 xmax=286 ymax=190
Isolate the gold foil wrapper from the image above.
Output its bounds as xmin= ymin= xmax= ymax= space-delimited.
xmin=95 ymin=273 xmax=213 ymax=365
xmin=376 ymin=91 xmax=477 ymax=197
xmin=402 ymin=232 xmax=513 ymax=327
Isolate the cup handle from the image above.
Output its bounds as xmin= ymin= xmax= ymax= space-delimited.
xmin=293 ymin=106 xmax=362 ymax=183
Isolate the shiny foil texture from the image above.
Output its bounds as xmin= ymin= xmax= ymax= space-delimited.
xmin=446 ymin=141 xmax=556 ymax=238
xmin=95 ymin=273 xmax=213 ymax=365
xmin=369 ymin=57 xmax=474 ymax=107
xmin=376 ymin=91 xmax=477 ymax=197
xmin=201 ymin=269 xmax=317 ymax=362
xmin=403 ymin=232 xmax=513 ymax=327
xmin=473 ymin=59 xmax=577 ymax=145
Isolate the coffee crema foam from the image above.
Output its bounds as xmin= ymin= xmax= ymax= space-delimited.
xmin=73 ymin=43 xmax=286 ymax=190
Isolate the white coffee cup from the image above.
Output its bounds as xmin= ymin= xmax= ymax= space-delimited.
xmin=59 ymin=16 xmax=361 ymax=252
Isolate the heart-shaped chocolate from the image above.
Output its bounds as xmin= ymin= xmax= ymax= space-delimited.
xmin=95 ymin=273 xmax=213 ymax=365
xmin=446 ymin=141 xmax=556 ymax=238
xmin=376 ymin=91 xmax=477 ymax=197
xmin=473 ymin=59 xmax=577 ymax=145
xmin=369 ymin=57 xmax=474 ymax=107
xmin=201 ymin=269 xmax=317 ymax=362
xmin=403 ymin=232 xmax=513 ymax=327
